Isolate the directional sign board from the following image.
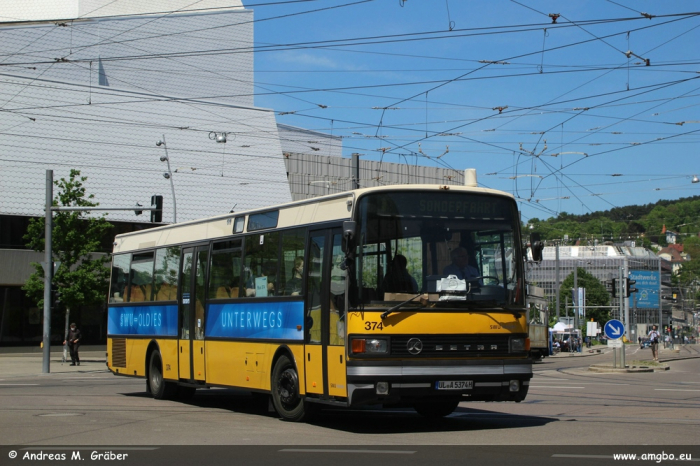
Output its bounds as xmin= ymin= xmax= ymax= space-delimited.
xmin=604 ymin=319 xmax=625 ymax=340
xmin=607 ymin=338 xmax=622 ymax=348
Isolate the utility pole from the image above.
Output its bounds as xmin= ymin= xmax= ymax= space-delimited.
xmin=623 ymin=258 xmax=630 ymax=345
xmin=42 ymin=171 xmax=53 ymax=374
xmin=555 ymin=242 xmax=560 ymax=320
xmin=40 ymin=169 xmax=164 ymax=373
xmin=619 ymin=266 xmax=626 ymax=368
xmin=658 ymin=254 xmax=663 ymax=332
xmin=573 ymin=264 xmax=578 ymax=334
xmin=351 ymin=153 xmax=360 ymax=190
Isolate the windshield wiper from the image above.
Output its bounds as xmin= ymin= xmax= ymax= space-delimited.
xmin=380 ymin=293 xmax=423 ymax=320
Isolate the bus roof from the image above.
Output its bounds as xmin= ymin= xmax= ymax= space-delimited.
xmin=113 ymin=184 xmax=516 ymax=253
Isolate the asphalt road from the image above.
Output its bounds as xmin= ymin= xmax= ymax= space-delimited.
xmin=0 ymin=344 xmax=698 ymax=465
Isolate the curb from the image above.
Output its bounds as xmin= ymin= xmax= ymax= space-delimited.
xmin=588 ymin=363 xmax=669 ymax=373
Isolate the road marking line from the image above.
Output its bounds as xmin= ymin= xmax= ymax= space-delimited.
xmin=590 ymin=383 xmax=630 ymax=386
xmin=280 ymin=449 xmax=415 ymax=454
xmin=0 ymin=384 xmax=39 ymax=386
xmin=655 ymin=389 xmax=700 ymax=392
xmin=60 ymin=377 xmax=117 ymax=380
xmin=530 ymin=386 xmax=585 ymax=389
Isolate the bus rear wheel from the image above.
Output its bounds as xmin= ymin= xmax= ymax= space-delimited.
xmin=271 ymin=355 xmax=309 ymax=422
xmin=148 ymin=351 xmax=177 ymax=400
xmin=413 ymin=399 xmax=460 ymax=418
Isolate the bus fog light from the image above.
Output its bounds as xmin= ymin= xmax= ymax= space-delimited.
xmin=376 ymin=382 xmax=389 ymax=395
xmin=509 ymin=380 xmax=520 ymax=392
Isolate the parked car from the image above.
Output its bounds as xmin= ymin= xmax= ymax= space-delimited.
xmin=640 ymin=338 xmax=651 ymax=349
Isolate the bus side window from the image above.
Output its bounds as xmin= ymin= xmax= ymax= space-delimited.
xmin=280 ymin=228 xmax=306 ymax=296
xmin=128 ymin=252 xmax=155 ymax=302
xmin=109 ymin=254 xmax=130 ymax=303
xmin=154 ymin=247 xmax=180 ymax=301
xmin=243 ymin=233 xmax=279 ymax=298
xmin=209 ymin=239 xmax=242 ymax=300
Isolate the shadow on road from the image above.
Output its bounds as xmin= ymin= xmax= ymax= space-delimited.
xmin=123 ymin=388 xmax=557 ymax=433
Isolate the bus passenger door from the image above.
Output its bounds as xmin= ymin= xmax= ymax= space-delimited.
xmin=179 ymin=245 xmax=209 ymax=382
xmin=304 ymin=228 xmax=347 ymax=399
xmin=326 ymin=231 xmax=347 ymax=398
xmin=304 ymin=232 xmax=325 ymax=395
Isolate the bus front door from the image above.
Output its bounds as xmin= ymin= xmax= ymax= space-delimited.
xmin=179 ymin=245 xmax=209 ymax=382
xmin=304 ymin=229 xmax=347 ymax=399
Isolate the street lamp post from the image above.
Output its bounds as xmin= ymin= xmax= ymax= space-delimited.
xmin=157 ymin=136 xmax=177 ymax=223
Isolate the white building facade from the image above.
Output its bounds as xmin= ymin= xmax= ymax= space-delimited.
xmin=0 ymin=1 xmax=295 ymax=344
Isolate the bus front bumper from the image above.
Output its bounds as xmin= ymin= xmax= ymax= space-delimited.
xmin=346 ymin=359 xmax=531 ymax=406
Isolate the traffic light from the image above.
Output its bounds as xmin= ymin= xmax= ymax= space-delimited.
xmin=611 ymin=278 xmax=617 ymax=297
xmin=625 ymin=278 xmax=637 ymax=297
xmin=150 ymin=195 xmax=163 ymax=223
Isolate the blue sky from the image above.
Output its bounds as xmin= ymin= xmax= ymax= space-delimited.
xmin=251 ymin=0 xmax=700 ymax=222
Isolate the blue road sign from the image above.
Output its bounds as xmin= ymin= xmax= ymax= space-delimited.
xmin=604 ymin=319 xmax=625 ymax=340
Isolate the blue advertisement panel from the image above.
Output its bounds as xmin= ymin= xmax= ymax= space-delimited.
xmin=206 ymin=301 xmax=305 ymax=340
xmin=629 ymin=270 xmax=659 ymax=309
xmin=108 ymin=305 xmax=179 ymax=336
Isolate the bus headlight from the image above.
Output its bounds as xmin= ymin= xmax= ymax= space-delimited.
xmin=351 ymin=338 xmax=389 ymax=354
xmin=510 ymin=337 xmax=528 ymax=352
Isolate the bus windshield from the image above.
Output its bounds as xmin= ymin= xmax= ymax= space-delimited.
xmin=355 ymin=190 xmax=524 ymax=308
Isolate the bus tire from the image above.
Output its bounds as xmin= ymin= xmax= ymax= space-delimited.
xmin=413 ymin=399 xmax=460 ymax=418
xmin=271 ymin=355 xmax=309 ymax=422
xmin=148 ymin=351 xmax=177 ymax=400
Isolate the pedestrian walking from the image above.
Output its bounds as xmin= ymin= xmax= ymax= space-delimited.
xmin=63 ymin=323 xmax=81 ymax=366
xmin=648 ymin=325 xmax=660 ymax=361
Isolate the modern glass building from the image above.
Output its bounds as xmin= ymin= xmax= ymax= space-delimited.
xmin=527 ymin=244 xmax=674 ymax=340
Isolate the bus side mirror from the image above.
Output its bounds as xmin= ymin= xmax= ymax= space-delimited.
xmin=530 ymin=233 xmax=544 ymax=262
xmin=342 ymin=221 xmax=356 ymax=253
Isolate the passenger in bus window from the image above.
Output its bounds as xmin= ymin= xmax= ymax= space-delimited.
xmin=245 ymin=263 xmax=276 ymax=297
xmin=285 ymin=257 xmax=304 ymax=296
xmin=382 ymin=254 xmax=418 ymax=294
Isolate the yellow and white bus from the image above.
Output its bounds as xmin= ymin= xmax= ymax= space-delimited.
xmin=107 ymin=184 xmax=532 ymax=421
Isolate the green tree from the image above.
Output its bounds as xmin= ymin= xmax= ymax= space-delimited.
xmin=558 ymin=268 xmax=611 ymax=325
xmin=23 ymin=170 xmax=113 ymax=341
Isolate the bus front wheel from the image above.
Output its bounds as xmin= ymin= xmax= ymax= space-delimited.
xmin=413 ymin=399 xmax=460 ymax=418
xmin=148 ymin=351 xmax=177 ymax=400
xmin=271 ymin=355 xmax=309 ymax=422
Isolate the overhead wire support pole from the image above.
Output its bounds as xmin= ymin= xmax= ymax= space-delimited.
xmin=157 ymin=135 xmax=177 ymax=223
xmin=42 ymin=169 xmax=164 ymax=372
xmin=42 ymin=170 xmax=53 ymax=374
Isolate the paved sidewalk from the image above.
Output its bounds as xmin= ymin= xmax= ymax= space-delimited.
xmin=0 ymin=345 xmax=107 ymax=377
xmin=548 ymin=342 xmax=700 ymax=362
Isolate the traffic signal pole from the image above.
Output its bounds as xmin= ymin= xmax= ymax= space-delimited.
xmin=42 ymin=171 xmax=53 ymax=374
xmin=619 ymin=267 xmax=626 ymax=368
xmin=41 ymin=169 xmax=164 ymax=373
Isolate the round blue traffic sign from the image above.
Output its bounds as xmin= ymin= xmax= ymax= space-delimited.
xmin=604 ymin=319 xmax=625 ymax=340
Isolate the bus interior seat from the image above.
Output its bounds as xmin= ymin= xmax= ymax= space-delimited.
xmin=216 ymin=286 xmax=239 ymax=299
xmin=129 ymin=285 xmax=146 ymax=302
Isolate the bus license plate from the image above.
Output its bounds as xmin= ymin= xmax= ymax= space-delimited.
xmin=435 ymin=380 xmax=473 ymax=390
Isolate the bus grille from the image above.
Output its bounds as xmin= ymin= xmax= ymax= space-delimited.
xmin=111 ymin=338 xmax=127 ymax=367
xmin=390 ymin=335 xmax=511 ymax=358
